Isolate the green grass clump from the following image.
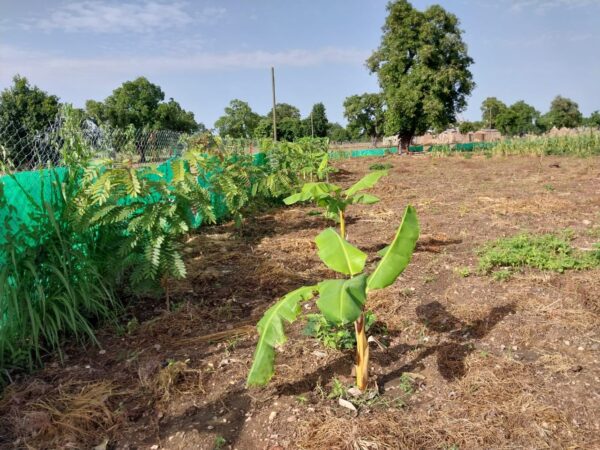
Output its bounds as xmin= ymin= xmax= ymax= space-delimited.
xmin=369 ymin=162 xmax=394 ymax=171
xmin=478 ymin=232 xmax=600 ymax=276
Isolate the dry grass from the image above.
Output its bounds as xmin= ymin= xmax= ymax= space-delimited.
xmin=0 ymin=380 xmax=120 ymax=449
xmin=297 ymin=356 xmax=593 ymax=450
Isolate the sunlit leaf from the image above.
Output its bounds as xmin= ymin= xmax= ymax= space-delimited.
xmin=367 ymin=205 xmax=419 ymax=291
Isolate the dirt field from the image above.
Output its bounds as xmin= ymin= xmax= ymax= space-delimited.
xmin=1 ymin=154 xmax=599 ymax=450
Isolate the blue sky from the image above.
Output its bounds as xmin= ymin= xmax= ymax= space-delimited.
xmin=1 ymin=0 xmax=599 ymax=128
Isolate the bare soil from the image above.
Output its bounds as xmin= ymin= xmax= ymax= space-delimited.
xmin=1 ymin=154 xmax=599 ymax=450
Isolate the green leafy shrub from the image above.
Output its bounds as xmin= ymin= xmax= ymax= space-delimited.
xmin=478 ymin=232 xmax=600 ymax=274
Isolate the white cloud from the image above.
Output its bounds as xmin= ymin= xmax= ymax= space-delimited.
xmin=0 ymin=45 xmax=368 ymax=82
xmin=508 ymin=0 xmax=600 ymax=12
xmin=24 ymin=1 xmax=224 ymax=33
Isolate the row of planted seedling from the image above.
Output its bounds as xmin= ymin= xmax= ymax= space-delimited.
xmin=0 ymin=127 xmax=332 ymax=381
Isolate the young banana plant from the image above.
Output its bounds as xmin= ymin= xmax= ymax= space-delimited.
xmin=283 ymin=170 xmax=388 ymax=238
xmin=247 ymin=205 xmax=419 ymax=391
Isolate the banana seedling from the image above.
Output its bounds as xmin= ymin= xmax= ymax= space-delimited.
xmin=247 ymin=205 xmax=419 ymax=391
xmin=283 ymin=170 xmax=388 ymax=238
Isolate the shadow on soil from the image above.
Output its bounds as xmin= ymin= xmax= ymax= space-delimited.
xmin=156 ymin=301 xmax=515 ymax=447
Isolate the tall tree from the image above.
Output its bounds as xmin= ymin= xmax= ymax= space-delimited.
xmin=214 ymin=99 xmax=260 ymax=138
xmin=305 ymin=103 xmax=329 ymax=137
xmin=328 ymin=123 xmax=351 ymax=142
xmin=495 ymin=101 xmax=541 ymax=136
xmin=480 ymin=97 xmax=507 ymax=129
xmin=343 ymin=93 xmax=385 ymax=141
xmin=256 ymin=103 xmax=303 ymax=141
xmin=0 ymin=75 xmax=60 ymax=166
xmin=545 ymin=96 xmax=583 ymax=129
xmin=85 ymin=77 xmax=198 ymax=132
xmin=268 ymin=103 xmax=301 ymax=121
xmin=367 ymin=0 xmax=475 ymax=151
xmin=584 ymin=111 xmax=600 ymax=128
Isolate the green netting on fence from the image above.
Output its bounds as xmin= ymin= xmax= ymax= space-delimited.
xmin=329 ymin=145 xmax=426 ymax=160
xmin=0 ymin=153 xmax=267 ymax=264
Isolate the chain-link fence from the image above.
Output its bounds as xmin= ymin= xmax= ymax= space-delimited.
xmin=0 ymin=116 xmax=194 ymax=175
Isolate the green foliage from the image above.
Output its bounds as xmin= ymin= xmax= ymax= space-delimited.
xmin=490 ymin=131 xmax=600 ymax=157
xmin=0 ymin=170 xmax=119 ymax=381
xmin=328 ymin=122 xmax=351 ymax=142
xmin=495 ymin=101 xmax=541 ymax=136
xmin=480 ymin=97 xmax=507 ymax=129
xmin=585 ymin=111 xmax=600 ymax=128
xmin=0 ymin=130 xmax=333 ymax=383
xmin=248 ymin=206 xmax=419 ymax=386
xmin=73 ymin=154 xmax=215 ymax=290
xmin=458 ymin=121 xmax=483 ymax=134
xmin=284 ymin=170 xmax=388 ymax=224
xmin=246 ymin=286 xmax=317 ymax=386
xmin=85 ymin=77 xmax=199 ymax=132
xmin=0 ymin=75 xmax=61 ymax=168
xmin=368 ymin=207 xmax=420 ymax=290
xmin=328 ymin=378 xmax=347 ymax=399
xmin=213 ymin=436 xmax=227 ymax=450
xmin=369 ymin=163 xmax=393 ymax=171
xmin=478 ymin=232 xmax=600 ymax=274
xmin=306 ymin=103 xmax=329 ymax=138
xmin=367 ymin=1 xmax=474 ymax=148
xmin=343 ymin=93 xmax=386 ymax=140
xmin=545 ymin=96 xmax=583 ymax=129
xmin=315 ymin=228 xmax=367 ymax=276
xmin=455 ymin=267 xmax=471 ymax=278
xmin=304 ymin=311 xmax=376 ymax=350
xmin=214 ymin=99 xmax=261 ymax=138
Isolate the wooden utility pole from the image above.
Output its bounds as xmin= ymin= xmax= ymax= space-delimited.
xmin=271 ymin=67 xmax=277 ymax=141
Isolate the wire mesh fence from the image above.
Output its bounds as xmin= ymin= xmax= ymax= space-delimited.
xmin=0 ymin=116 xmax=197 ymax=175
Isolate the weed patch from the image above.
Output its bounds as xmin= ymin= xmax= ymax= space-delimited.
xmin=478 ymin=232 xmax=600 ymax=275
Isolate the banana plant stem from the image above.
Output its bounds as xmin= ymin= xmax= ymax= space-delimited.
xmin=339 ymin=210 xmax=346 ymax=239
xmin=354 ymin=312 xmax=369 ymax=391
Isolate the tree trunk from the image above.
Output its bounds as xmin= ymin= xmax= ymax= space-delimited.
xmin=398 ymin=134 xmax=412 ymax=155
xmin=354 ymin=312 xmax=370 ymax=391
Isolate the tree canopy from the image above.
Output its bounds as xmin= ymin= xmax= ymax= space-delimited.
xmin=305 ymin=103 xmax=329 ymax=138
xmin=343 ymin=93 xmax=385 ymax=140
xmin=367 ymin=0 xmax=474 ymax=150
xmin=214 ymin=99 xmax=261 ymax=138
xmin=85 ymin=77 xmax=200 ymax=133
xmin=328 ymin=123 xmax=351 ymax=142
xmin=0 ymin=75 xmax=60 ymax=134
xmin=585 ymin=111 xmax=600 ymax=128
xmin=0 ymin=75 xmax=61 ymax=166
xmin=495 ymin=101 xmax=541 ymax=136
xmin=545 ymin=96 xmax=583 ymax=129
xmin=481 ymin=97 xmax=507 ymax=129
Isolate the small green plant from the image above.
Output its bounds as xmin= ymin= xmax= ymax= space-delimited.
xmin=455 ymin=266 xmax=471 ymax=278
xmin=295 ymin=394 xmax=309 ymax=404
xmin=478 ymin=232 xmax=600 ymax=274
xmin=213 ymin=435 xmax=226 ymax=450
xmin=328 ymin=378 xmax=347 ymax=399
xmin=398 ymin=373 xmax=414 ymax=395
xmin=492 ymin=269 xmax=512 ymax=281
xmin=304 ymin=311 xmax=376 ymax=350
xmin=544 ymin=184 xmax=555 ymax=192
xmin=284 ymin=170 xmax=388 ymax=237
xmin=247 ymin=206 xmax=419 ymax=391
xmin=369 ymin=162 xmax=393 ymax=171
